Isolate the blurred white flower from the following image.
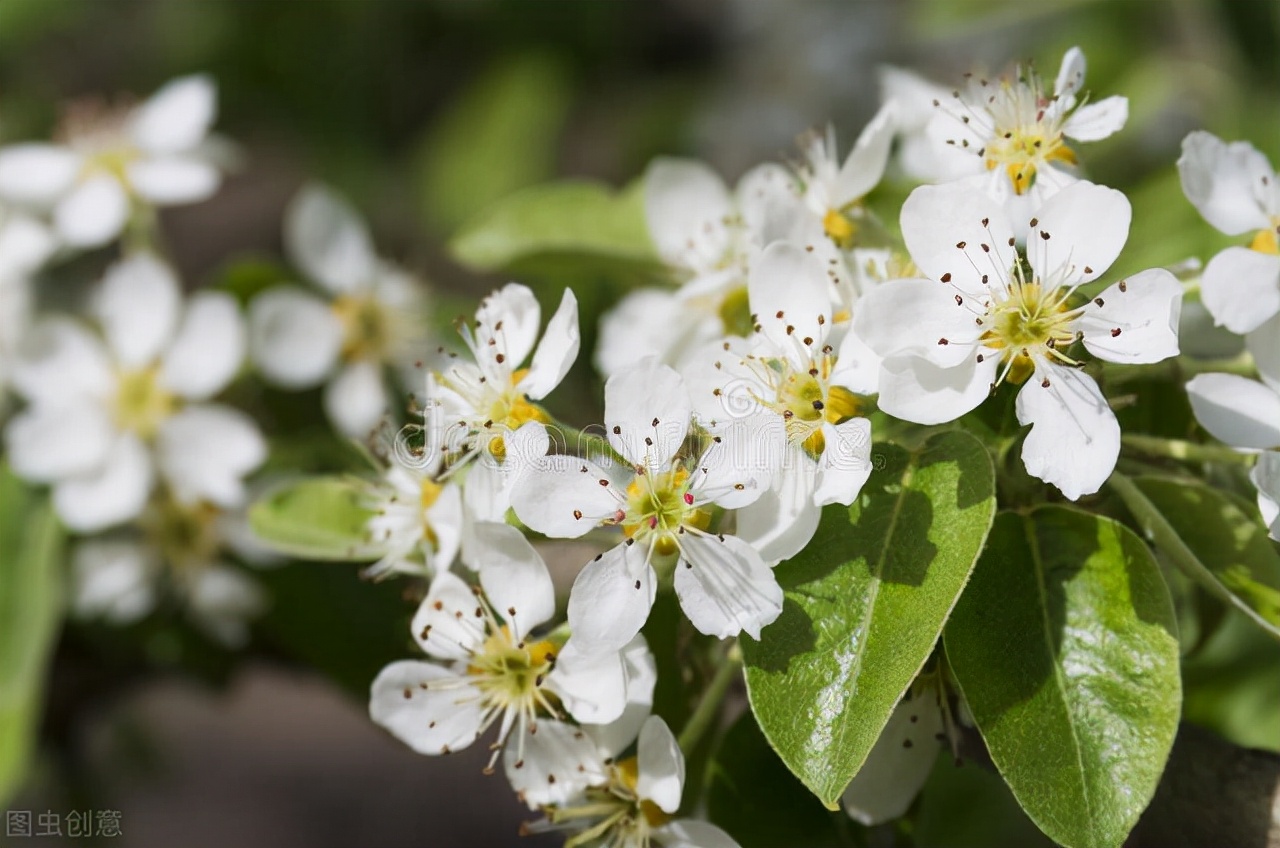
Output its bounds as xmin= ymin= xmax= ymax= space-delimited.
xmin=856 ymin=181 xmax=1181 ymax=500
xmin=4 ymin=253 xmax=264 ymax=531
xmin=72 ymin=492 xmax=267 ymax=646
xmin=0 ymin=202 xmax=58 ymax=400
xmin=0 ymin=75 xmax=223 ymax=248
xmin=1177 ymin=131 xmax=1280 ymax=335
xmin=249 ymin=183 xmax=431 ymax=438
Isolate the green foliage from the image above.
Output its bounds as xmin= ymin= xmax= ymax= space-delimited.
xmin=743 ymin=431 xmax=996 ymax=809
xmin=0 ymin=467 xmax=65 ymax=807
xmin=705 ymin=710 xmax=858 ymax=848
xmin=1182 ymin=607 xmax=1280 ymax=753
xmin=945 ymin=507 xmax=1181 ymax=848
xmin=448 ymin=179 xmax=657 ymax=272
xmin=248 ymin=476 xmax=381 ymax=562
xmin=914 ymin=756 xmax=1057 ymax=848
xmin=1114 ymin=475 xmax=1280 ymax=641
xmin=416 ymin=52 xmax=572 ymax=234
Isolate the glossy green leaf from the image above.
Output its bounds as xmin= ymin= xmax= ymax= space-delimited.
xmin=248 ymin=476 xmax=382 ymax=562
xmin=0 ymin=467 xmax=65 ymax=806
xmin=417 ymin=52 xmax=572 ymax=233
xmin=1116 ymin=475 xmax=1280 ymax=641
xmin=743 ymin=431 xmax=996 ymax=808
xmin=705 ymin=711 xmax=857 ymax=848
xmin=448 ymin=179 xmax=656 ymax=271
xmin=944 ymin=507 xmax=1181 ymax=848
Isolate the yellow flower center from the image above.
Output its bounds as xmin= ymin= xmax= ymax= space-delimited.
xmin=823 ymin=208 xmax=858 ymax=249
xmin=483 ymin=368 xmax=550 ymax=459
xmin=750 ymin=351 xmax=862 ymax=459
xmin=979 ymin=282 xmax=1078 ymax=384
xmin=1251 ymin=224 xmax=1279 ymax=255
xmin=717 ymin=285 xmax=754 ymax=338
xmin=616 ymin=757 xmax=673 ymax=827
xmin=83 ymin=145 xmax=140 ymax=184
xmin=621 ymin=467 xmax=710 ymax=556
xmin=114 ymin=367 xmax=177 ymax=438
xmin=143 ymin=496 xmax=222 ymax=574
xmin=467 ymin=626 xmax=558 ymax=712
xmin=332 ymin=294 xmax=392 ymax=361
xmin=985 ymin=128 xmax=1077 ymax=196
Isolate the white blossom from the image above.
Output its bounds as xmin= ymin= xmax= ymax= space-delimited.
xmin=856 ymin=180 xmax=1181 ymax=499
xmin=249 ymin=183 xmax=430 ymax=438
xmin=1177 ymin=131 xmax=1280 ymax=334
xmin=5 ymin=253 xmax=264 ymax=531
xmin=0 ymin=75 xmax=224 ymax=248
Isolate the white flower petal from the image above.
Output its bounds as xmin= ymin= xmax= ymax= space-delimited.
xmin=748 ymin=242 xmax=831 ymax=353
xmin=1016 ymin=365 xmax=1120 ymax=500
xmin=736 ymin=162 xmax=803 ymax=245
xmin=655 ymin=820 xmax=742 ymax=848
xmin=1186 ymin=374 xmax=1280 ymax=449
xmin=594 ymin=288 xmax=718 ymax=379
xmin=637 ymin=715 xmax=685 ymax=814
xmin=161 ymin=291 xmax=245 ymax=399
xmin=674 ymin=532 xmax=782 ymax=640
xmin=814 ymin=418 xmax=874 ymax=506
xmin=841 ymin=690 xmax=944 ymax=825
xmin=369 ymin=660 xmax=484 ymax=756
xmin=566 ymin=541 xmax=656 ymax=655
xmin=548 ymin=639 xmax=628 ymax=725
xmin=132 ymin=74 xmax=217 ymax=154
xmin=585 ymin=634 xmax=658 ymax=758
xmin=829 ymin=327 xmax=882 ymax=396
xmin=832 ymin=102 xmax=896 ymax=206
xmin=900 ymin=182 xmax=1014 ymax=296
xmin=1251 ymin=453 xmax=1280 ymax=540
xmin=852 ymin=277 xmax=978 ymax=366
xmin=324 ymin=360 xmax=388 ymax=438
xmin=424 ymin=482 xmax=463 ymax=574
xmin=1199 ymin=247 xmax=1280 ymax=335
xmin=510 ymin=456 xmax=622 ymax=538
xmin=158 ymin=405 xmax=266 ymax=507
xmin=688 ymin=421 xmax=774 ymax=510
xmin=247 ymin=287 xmax=344 ymax=388
xmin=605 ymin=358 xmax=690 ymax=468
xmin=188 ymin=565 xmax=266 ymax=647
xmin=127 ymin=156 xmax=219 ymax=204
xmin=503 ymin=719 xmax=605 ymax=809
xmin=1247 ymin=314 xmax=1280 ymax=391
xmin=1078 ymin=268 xmax=1182 ymax=364
xmin=55 ymin=176 xmax=129 ymax=248
xmin=735 ymin=457 xmax=821 ymax=563
xmin=520 ymin=288 xmax=579 ymax=400
xmin=96 ymin=253 xmax=181 ymax=368
xmin=475 ymin=283 xmax=541 ymax=372
xmin=0 ymin=144 xmax=79 ymax=205
xmin=284 ymin=184 xmax=377 ymax=294
xmin=876 ymin=353 xmax=997 ymax=426
xmin=1063 ymin=96 xmax=1128 ymax=142
xmin=9 ymin=318 xmax=114 ymax=404
xmin=1177 ymin=131 xmax=1274 ymax=235
xmin=53 ymin=434 xmax=153 ymax=531
xmin=5 ymin=405 xmax=114 ymax=482
xmin=1026 ymin=181 xmax=1130 ymax=285
xmin=1053 ymin=46 xmax=1087 ymax=102
xmin=474 ymin=522 xmax=555 ymax=640
xmin=411 ymin=570 xmax=486 ymax=661
xmin=71 ymin=539 xmax=156 ymax=623
xmin=644 ymin=158 xmax=734 ymax=272
xmin=0 ymin=213 xmax=55 ymax=276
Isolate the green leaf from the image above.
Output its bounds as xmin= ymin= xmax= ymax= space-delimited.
xmin=705 ymin=711 xmax=858 ymax=848
xmin=0 ymin=467 xmax=65 ymax=806
xmin=915 ymin=756 xmax=1057 ymax=848
xmin=1115 ymin=475 xmax=1280 ymax=642
xmin=944 ymin=507 xmax=1181 ymax=848
xmin=248 ymin=476 xmax=382 ymax=562
xmin=1182 ymin=607 xmax=1280 ymax=753
xmin=417 ymin=52 xmax=572 ymax=234
xmin=448 ymin=179 xmax=657 ymax=272
xmin=742 ymin=431 xmax=996 ymax=809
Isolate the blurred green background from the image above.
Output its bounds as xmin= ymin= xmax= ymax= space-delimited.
xmin=2 ymin=1 xmax=1278 ymax=846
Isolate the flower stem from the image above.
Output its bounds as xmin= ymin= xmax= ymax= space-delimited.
xmin=677 ymin=641 xmax=743 ymax=756
xmin=1121 ymin=434 xmax=1256 ymax=465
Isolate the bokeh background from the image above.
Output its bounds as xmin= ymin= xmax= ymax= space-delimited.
xmin=3 ymin=1 xmax=1278 ymax=846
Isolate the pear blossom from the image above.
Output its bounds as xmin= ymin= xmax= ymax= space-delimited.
xmin=1186 ymin=315 xmax=1280 ymax=538
xmin=0 ymin=75 xmax=223 ymax=248
xmin=370 ymin=525 xmax=632 ymax=771
xmin=509 ymin=359 xmax=781 ymax=652
xmin=71 ymin=491 xmax=268 ymax=646
xmin=922 ymin=46 xmax=1128 ymax=218
xmin=523 ymin=715 xmax=741 ymax=848
xmin=248 ymin=183 xmax=430 ymax=438
xmin=1177 ymin=131 xmax=1280 ymax=334
xmin=855 ymin=180 xmax=1182 ymax=500
xmin=684 ymin=242 xmax=877 ymax=562
xmin=4 ymin=253 xmax=265 ymax=531
xmin=0 ymin=203 xmax=58 ymax=399
xmin=595 ymin=159 xmax=796 ymax=377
